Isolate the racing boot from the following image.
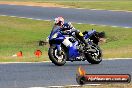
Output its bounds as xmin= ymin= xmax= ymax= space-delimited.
xmin=81 ymin=35 xmax=89 ymax=51
xmin=75 ymin=31 xmax=89 ymax=52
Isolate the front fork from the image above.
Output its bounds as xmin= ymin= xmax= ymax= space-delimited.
xmin=56 ymin=44 xmax=62 ymax=56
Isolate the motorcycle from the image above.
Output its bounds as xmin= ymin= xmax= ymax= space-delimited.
xmin=48 ymin=28 xmax=105 ymax=66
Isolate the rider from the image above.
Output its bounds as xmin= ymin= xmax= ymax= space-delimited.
xmin=52 ymin=16 xmax=89 ymax=48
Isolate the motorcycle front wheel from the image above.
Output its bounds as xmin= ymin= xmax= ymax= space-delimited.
xmin=48 ymin=45 xmax=67 ymax=66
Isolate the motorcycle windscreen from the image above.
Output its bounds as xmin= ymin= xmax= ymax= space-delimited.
xmin=49 ymin=37 xmax=64 ymax=44
xmin=84 ymin=30 xmax=96 ymax=39
xmin=49 ymin=27 xmax=60 ymax=40
xmin=49 ymin=31 xmax=65 ymax=44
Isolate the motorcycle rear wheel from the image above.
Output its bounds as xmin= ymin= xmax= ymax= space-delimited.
xmin=85 ymin=44 xmax=102 ymax=64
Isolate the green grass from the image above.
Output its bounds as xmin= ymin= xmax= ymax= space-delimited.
xmin=0 ymin=16 xmax=132 ymax=62
xmin=0 ymin=16 xmax=51 ymax=62
xmin=0 ymin=0 xmax=132 ymax=11
xmin=55 ymin=1 xmax=132 ymax=11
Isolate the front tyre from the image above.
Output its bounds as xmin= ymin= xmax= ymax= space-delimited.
xmin=85 ymin=44 xmax=102 ymax=64
xmin=48 ymin=45 xmax=67 ymax=66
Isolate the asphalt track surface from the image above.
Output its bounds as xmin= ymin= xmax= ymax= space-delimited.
xmin=0 ymin=4 xmax=132 ymax=28
xmin=0 ymin=59 xmax=132 ymax=88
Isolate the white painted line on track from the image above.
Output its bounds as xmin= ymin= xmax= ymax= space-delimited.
xmin=1 ymin=4 xmax=132 ymax=13
xmin=111 ymin=26 xmax=118 ymax=28
xmin=65 ymin=85 xmax=81 ymax=87
xmin=0 ymin=14 xmax=52 ymax=22
xmin=0 ymin=58 xmax=131 ymax=64
xmin=0 ymin=61 xmax=51 ymax=64
xmin=77 ymin=23 xmax=83 ymax=24
xmin=90 ymin=24 xmax=96 ymax=26
xmin=35 ymin=19 xmax=43 ymax=21
xmin=45 ymin=20 xmax=51 ymax=21
xmin=124 ymin=27 xmax=131 ymax=29
xmin=90 ymin=9 xmax=101 ymax=11
xmin=29 ymin=84 xmax=101 ymax=88
xmin=104 ymin=58 xmax=132 ymax=60
xmin=9 ymin=15 xmax=17 ymax=18
xmin=0 ymin=15 xmax=45 ymax=21
xmin=28 ymin=87 xmax=47 ymax=88
xmin=61 ymin=7 xmax=70 ymax=9
xmin=0 ymin=15 xmax=131 ymax=29
xmin=76 ymin=8 xmax=85 ymax=10
xmin=0 ymin=14 xmax=8 ymax=16
xmin=71 ymin=7 xmax=132 ymax=13
xmin=48 ymin=86 xmax=64 ymax=88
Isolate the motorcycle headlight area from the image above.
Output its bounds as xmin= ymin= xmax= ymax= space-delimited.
xmin=52 ymin=33 xmax=58 ymax=39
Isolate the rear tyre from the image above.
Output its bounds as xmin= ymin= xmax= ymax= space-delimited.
xmin=48 ymin=45 xmax=67 ymax=66
xmin=76 ymin=76 xmax=86 ymax=85
xmin=85 ymin=44 xmax=102 ymax=64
